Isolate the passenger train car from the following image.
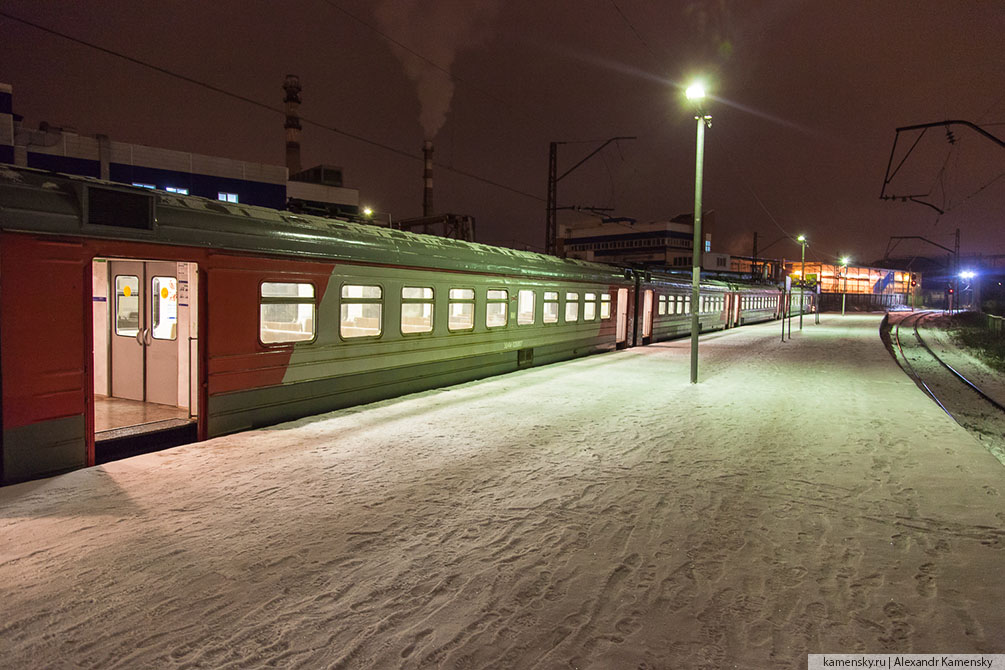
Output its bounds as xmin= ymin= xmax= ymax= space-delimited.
xmin=0 ymin=166 xmax=812 ymax=484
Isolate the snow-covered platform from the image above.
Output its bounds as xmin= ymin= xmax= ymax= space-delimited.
xmin=2 ymin=314 xmax=1003 ymax=668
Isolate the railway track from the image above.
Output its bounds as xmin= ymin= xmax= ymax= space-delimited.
xmin=890 ymin=310 xmax=1005 ymax=465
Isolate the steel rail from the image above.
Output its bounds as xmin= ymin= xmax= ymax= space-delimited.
xmin=910 ymin=313 xmax=1005 ymax=414
xmin=893 ymin=311 xmax=953 ymax=417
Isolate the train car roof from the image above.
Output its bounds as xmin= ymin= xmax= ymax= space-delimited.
xmin=0 ymin=166 xmax=625 ymax=283
xmin=646 ymin=268 xmax=781 ymax=292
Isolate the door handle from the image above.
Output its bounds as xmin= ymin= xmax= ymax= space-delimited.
xmin=135 ymin=328 xmax=145 ymax=346
xmin=144 ymin=328 xmax=152 ymax=346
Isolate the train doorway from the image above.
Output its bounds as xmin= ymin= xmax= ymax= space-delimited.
xmin=616 ymin=288 xmax=629 ymax=348
xmin=92 ymin=258 xmax=199 ymax=461
xmin=641 ymin=289 xmax=654 ymax=344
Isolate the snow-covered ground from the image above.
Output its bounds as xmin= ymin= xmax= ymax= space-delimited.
xmin=2 ymin=314 xmax=1003 ymax=669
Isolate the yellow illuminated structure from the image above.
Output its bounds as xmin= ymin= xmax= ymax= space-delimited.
xmin=785 ymin=262 xmax=917 ymax=295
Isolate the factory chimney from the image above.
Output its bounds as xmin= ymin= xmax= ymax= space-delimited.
xmin=422 ymin=140 xmax=434 ymax=217
xmin=283 ymin=75 xmax=302 ymax=176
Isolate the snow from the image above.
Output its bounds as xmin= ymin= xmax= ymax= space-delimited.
xmin=2 ymin=314 xmax=1004 ymax=669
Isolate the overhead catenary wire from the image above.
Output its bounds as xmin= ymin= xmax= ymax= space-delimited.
xmin=608 ymin=0 xmax=663 ymax=67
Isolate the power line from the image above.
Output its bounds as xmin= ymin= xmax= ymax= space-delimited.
xmin=0 ymin=9 xmax=544 ymax=203
xmin=608 ymin=0 xmax=662 ymax=67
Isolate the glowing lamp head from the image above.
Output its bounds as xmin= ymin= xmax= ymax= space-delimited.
xmin=363 ymin=207 xmax=374 ymax=217
xmin=685 ymin=83 xmax=706 ymax=102
xmin=796 ymin=234 xmax=806 ymax=244
xmin=960 ymin=270 xmax=975 ymax=279
xmin=840 ymin=256 xmax=850 ymax=266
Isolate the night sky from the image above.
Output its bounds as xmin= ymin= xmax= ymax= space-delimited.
xmin=1 ymin=1 xmax=1002 ymax=265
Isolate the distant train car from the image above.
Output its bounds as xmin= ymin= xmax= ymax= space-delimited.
xmin=0 ymin=166 xmax=807 ymax=484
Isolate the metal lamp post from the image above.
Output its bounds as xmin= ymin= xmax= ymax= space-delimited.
xmin=797 ymin=235 xmax=807 ymax=330
xmin=686 ymin=82 xmax=711 ymax=384
xmin=840 ymin=256 xmax=849 ymax=316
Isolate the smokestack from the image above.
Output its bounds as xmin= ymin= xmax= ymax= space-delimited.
xmin=422 ymin=140 xmax=434 ymax=217
xmin=283 ymin=75 xmax=302 ymax=176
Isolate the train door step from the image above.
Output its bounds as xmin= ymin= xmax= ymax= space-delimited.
xmin=95 ymin=418 xmax=198 ymax=464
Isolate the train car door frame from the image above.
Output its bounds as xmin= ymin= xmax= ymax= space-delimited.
xmin=641 ymin=289 xmax=654 ymax=345
xmin=91 ymin=255 xmax=202 ymax=463
xmin=615 ymin=288 xmax=629 ymax=349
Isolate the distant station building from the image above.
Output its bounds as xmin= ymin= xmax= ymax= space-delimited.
xmin=785 ymin=260 xmax=918 ymax=311
xmin=0 ymin=81 xmax=359 ymax=217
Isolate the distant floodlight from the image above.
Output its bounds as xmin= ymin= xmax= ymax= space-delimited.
xmin=960 ymin=270 xmax=975 ymax=279
xmin=363 ymin=207 xmax=374 ymax=217
xmin=840 ymin=256 xmax=850 ymax=266
xmin=685 ymin=82 xmax=706 ymax=102
xmin=797 ymin=234 xmax=806 ymax=243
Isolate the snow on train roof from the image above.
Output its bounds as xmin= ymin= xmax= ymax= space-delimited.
xmin=0 ymin=166 xmax=623 ymax=281
xmin=0 ymin=166 xmax=781 ymax=290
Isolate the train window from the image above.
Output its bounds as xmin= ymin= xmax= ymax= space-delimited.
xmin=486 ymin=289 xmax=508 ymax=327
xmin=565 ymin=292 xmax=579 ymax=322
xmin=260 ymin=282 xmax=316 ymax=344
xmin=584 ymin=293 xmax=597 ymax=320
xmin=658 ymin=295 xmax=667 ymax=316
xmin=114 ymin=275 xmax=140 ymax=337
xmin=340 ymin=284 xmax=382 ymax=339
xmin=600 ymin=293 xmax=612 ymax=319
xmin=151 ymin=276 xmax=178 ymax=340
xmin=401 ymin=286 xmax=434 ymax=334
xmin=543 ymin=291 xmax=559 ymax=323
xmin=684 ymin=296 xmax=691 ymax=314
xmin=448 ymin=288 xmax=475 ymax=331
xmin=517 ymin=290 xmax=535 ymax=325
xmin=676 ymin=296 xmax=684 ymax=315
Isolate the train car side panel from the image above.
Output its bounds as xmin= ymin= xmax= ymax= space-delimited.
xmin=1 ymin=232 xmax=88 ymax=482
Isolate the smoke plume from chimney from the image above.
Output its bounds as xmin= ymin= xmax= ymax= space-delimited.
xmin=375 ymin=0 xmax=500 ymax=140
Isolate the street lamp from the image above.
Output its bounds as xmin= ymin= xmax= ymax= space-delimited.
xmin=687 ymin=81 xmax=712 ymax=384
xmin=960 ymin=270 xmax=976 ymax=310
xmin=797 ymin=235 xmax=807 ymax=330
xmin=840 ymin=256 xmax=850 ymax=316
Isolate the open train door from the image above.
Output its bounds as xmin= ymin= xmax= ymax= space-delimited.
xmin=641 ymin=290 xmax=654 ymax=345
xmin=615 ymin=288 xmax=629 ymax=349
xmin=731 ymin=292 xmax=742 ymax=327
xmin=94 ymin=258 xmax=199 ymax=462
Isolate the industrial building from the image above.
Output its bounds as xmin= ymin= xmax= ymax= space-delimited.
xmin=0 ymin=80 xmax=359 ymax=216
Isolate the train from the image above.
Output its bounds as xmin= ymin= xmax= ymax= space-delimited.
xmin=0 ymin=165 xmax=813 ymax=484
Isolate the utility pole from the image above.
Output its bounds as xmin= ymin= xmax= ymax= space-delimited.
xmin=545 ymin=137 xmax=635 ymax=256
